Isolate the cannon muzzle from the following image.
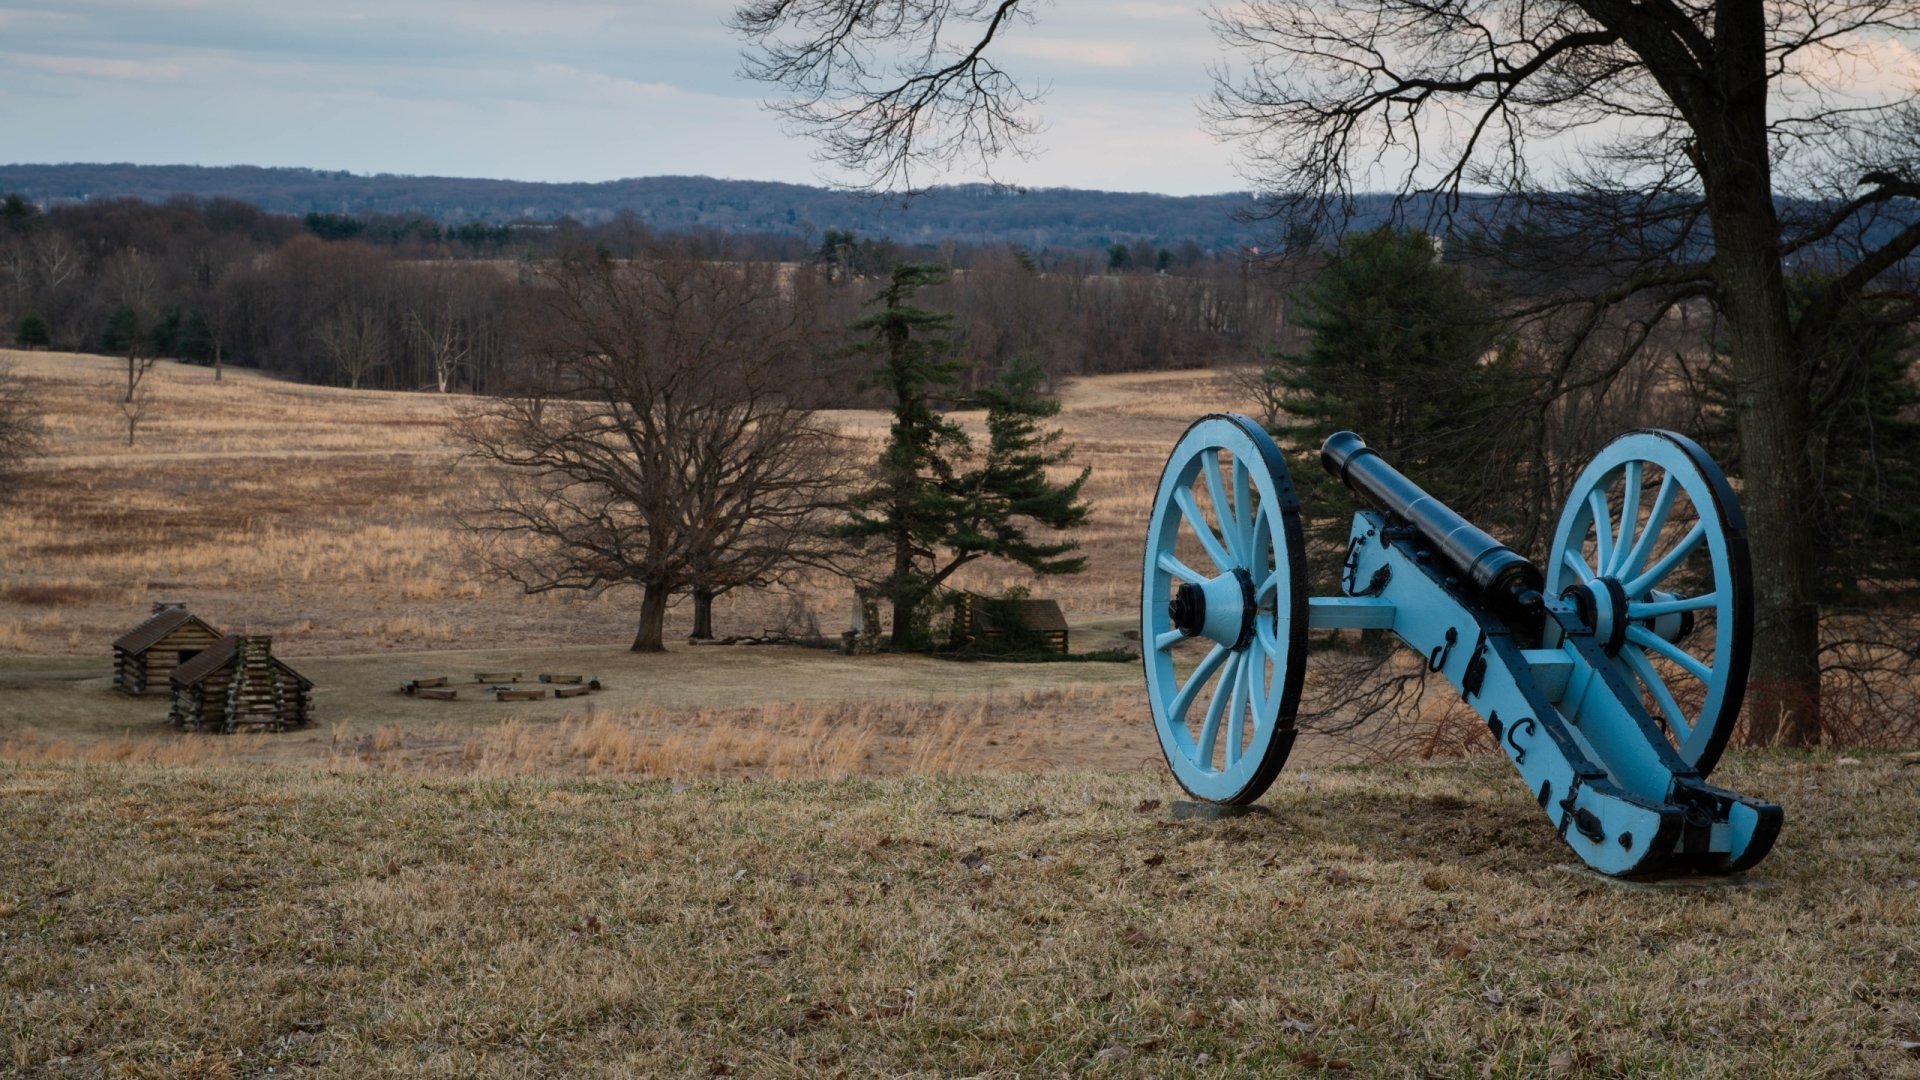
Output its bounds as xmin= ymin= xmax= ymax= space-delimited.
xmin=1320 ymin=431 xmax=1544 ymax=626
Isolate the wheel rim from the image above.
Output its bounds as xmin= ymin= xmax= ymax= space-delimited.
xmin=1545 ymin=430 xmax=1752 ymax=775
xmin=1142 ymin=415 xmax=1308 ymax=803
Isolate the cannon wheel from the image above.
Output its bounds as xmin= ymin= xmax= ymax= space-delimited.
xmin=1142 ymin=415 xmax=1309 ymax=804
xmin=1547 ymin=430 xmax=1753 ymax=776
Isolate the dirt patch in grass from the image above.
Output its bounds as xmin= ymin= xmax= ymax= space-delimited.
xmin=2 ymin=751 xmax=1914 ymax=1077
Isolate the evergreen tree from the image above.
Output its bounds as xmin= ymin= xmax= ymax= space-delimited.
xmin=13 ymin=312 xmax=49 ymax=349
xmin=1691 ymin=282 xmax=1920 ymax=611
xmin=950 ymin=357 xmax=1091 ymax=579
xmin=101 ymin=306 xmax=142 ymax=355
xmin=841 ymin=264 xmax=972 ymax=647
xmin=842 ymin=267 xmax=1091 ymax=648
xmin=1255 ymin=227 xmax=1521 ymax=579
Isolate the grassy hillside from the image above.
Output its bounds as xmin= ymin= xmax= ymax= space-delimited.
xmin=4 ymin=752 xmax=1916 ymax=1078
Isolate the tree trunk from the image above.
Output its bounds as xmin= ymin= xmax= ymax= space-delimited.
xmin=631 ymin=583 xmax=670 ymax=652
xmin=1723 ymin=265 xmax=1822 ymax=746
xmin=889 ymin=592 xmax=920 ymax=650
xmin=1690 ymin=24 xmax=1823 ymax=746
xmin=690 ymin=586 xmax=715 ymax=640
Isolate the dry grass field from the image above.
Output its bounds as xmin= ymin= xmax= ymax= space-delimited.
xmin=4 ymin=752 xmax=1917 ymax=1078
xmin=0 ymin=350 xmax=1223 ymax=657
xmin=0 ymin=350 xmax=1250 ymax=773
xmin=4 ymin=353 xmax=1916 ymax=1078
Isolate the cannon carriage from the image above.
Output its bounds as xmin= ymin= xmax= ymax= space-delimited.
xmin=1141 ymin=416 xmax=1781 ymax=876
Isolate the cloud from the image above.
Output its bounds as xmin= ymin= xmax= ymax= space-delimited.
xmin=1001 ymin=38 xmax=1150 ymax=70
xmin=6 ymin=52 xmax=186 ymax=80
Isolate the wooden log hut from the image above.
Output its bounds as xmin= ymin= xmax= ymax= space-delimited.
xmin=168 ymin=634 xmax=314 ymax=733
xmin=112 ymin=603 xmax=224 ymax=695
xmin=951 ymin=594 xmax=1071 ymax=655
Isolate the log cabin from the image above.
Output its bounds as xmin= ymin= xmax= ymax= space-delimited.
xmin=168 ymin=634 xmax=314 ymax=733
xmin=111 ymin=603 xmax=224 ymax=695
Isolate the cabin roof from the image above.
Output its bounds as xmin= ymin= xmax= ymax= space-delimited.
xmin=970 ymin=597 xmax=1069 ymax=634
xmin=170 ymin=635 xmax=313 ymax=689
xmin=112 ymin=606 xmax=218 ymax=655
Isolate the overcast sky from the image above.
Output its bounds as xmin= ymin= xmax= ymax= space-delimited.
xmin=0 ymin=1 xmax=1248 ymax=195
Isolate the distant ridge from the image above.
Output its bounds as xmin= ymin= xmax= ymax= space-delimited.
xmin=0 ymin=163 xmax=1271 ymax=251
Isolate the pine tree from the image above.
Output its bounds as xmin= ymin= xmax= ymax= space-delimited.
xmin=1256 ymin=228 xmax=1521 ymax=581
xmin=1691 ymin=281 xmax=1920 ymax=610
xmin=13 ymin=312 xmax=49 ymax=349
xmin=841 ymin=267 xmax=1091 ymax=648
xmin=841 ymin=263 xmax=973 ymax=647
xmin=950 ymin=357 xmax=1091 ymax=579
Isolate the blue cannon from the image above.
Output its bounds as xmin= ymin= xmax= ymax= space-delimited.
xmin=1141 ymin=417 xmax=1779 ymax=876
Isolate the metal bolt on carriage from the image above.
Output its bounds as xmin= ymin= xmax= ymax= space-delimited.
xmin=1141 ymin=416 xmax=1781 ymax=877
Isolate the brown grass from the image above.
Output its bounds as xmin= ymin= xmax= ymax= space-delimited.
xmin=2 ymin=751 xmax=1914 ymax=1077
xmin=0 ymin=349 xmax=1232 ymax=659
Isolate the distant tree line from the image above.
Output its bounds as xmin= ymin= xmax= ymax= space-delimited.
xmin=0 ymin=192 xmax=1304 ymax=394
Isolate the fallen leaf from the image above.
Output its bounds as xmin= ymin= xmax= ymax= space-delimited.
xmin=1323 ymin=865 xmax=1355 ymax=886
xmin=1836 ymin=756 xmax=1863 ymax=766
xmin=1094 ymin=1045 xmax=1131 ymax=1062
xmin=1445 ymin=942 xmax=1473 ymax=961
xmin=788 ymin=872 xmax=816 ymax=887
xmin=707 ymin=1060 xmax=734 ymax=1076
xmin=1134 ymin=799 xmax=1162 ymax=813
xmin=1481 ymin=986 xmax=1506 ymax=1007
xmin=960 ymin=850 xmax=986 ymax=870
xmin=1120 ymin=925 xmax=1154 ymax=948
xmin=1291 ymin=1052 xmax=1325 ymax=1068
xmin=1420 ymin=871 xmax=1451 ymax=891
xmin=1281 ymin=1018 xmax=1317 ymax=1035
xmin=1179 ymin=1007 xmax=1209 ymax=1028
xmin=1143 ymin=852 xmax=1167 ymax=867
xmin=1548 ymin=1049 xmax=1578 ymax=1076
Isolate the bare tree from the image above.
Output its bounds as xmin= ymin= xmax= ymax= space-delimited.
xmin=731 ymin=0 xmax=1043 ymax=192
xmin=735 ymin=0 xmax=1920 ymax=746
xmin=318 ymin=301 xmax=390 ymax=390
xmin=453 ymin=244 xmax=849 ymax=652
xmin=406 ymin=264 xmax=476 ymax=393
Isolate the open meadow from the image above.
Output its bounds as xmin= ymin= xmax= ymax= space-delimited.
xmin=3 ymin=752 xmax=1918 ymax=1078
xmin=4 ymin=351 xmax=1916 ymax=1079
xmin=0 ymin=349 xmax=1246 ymax=774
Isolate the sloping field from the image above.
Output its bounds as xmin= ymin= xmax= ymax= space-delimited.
xmin=3 ymin=752 xmax=1916 ymax=1078
xmin=0 ymin=349 xmax=1240 ymax=657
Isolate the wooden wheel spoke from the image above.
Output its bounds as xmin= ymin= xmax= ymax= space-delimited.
xmin=1611 ymin=460 xmax=1642 ymax=575
xmin=1194 ymin=651 xmax=1241 ymax=766
xmin=1624 ymin=519 xmax=1706 ymax=597
xmin=1621 ymin=647 xmax=1694 ymax=743
xmin=1173 ymin=486 xmax=1235 ymax=573
xmin=1202 ymin=450 xmax=1243 ymax=566
xmin=1587 ymin=488 xmax=1613 ymax=575
xmin=1615 ymin=472 xmax=1678 ymax=579
xmin=1157 ymin=551 xmax=1207 ymax=586
xmin=1626 ymin=625 xmax=1712 ymax=683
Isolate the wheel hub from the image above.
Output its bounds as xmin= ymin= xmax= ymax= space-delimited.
xmin=1169 ymin=582 xmax=1207 ymax=636
xmin=1563 ymin=579 xmax=1694 ymax=657
xmin=1170 ymin=568 xmax=1257 ymax=650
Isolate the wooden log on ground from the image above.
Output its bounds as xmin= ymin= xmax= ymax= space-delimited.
xmin=539 ymin=673 xmax=585 ymax=684
xmin=415 ymin=687 xmax=458 ymax=701
xmin=413 ymin=676 xmax=448 ymax=689
xmin=493 ymin=688 xmax=546 ymax=701
xmin=553 ymin=685 xmax=591 ymax=699
xmin=474 ymin=671 xmax=522 ymax=683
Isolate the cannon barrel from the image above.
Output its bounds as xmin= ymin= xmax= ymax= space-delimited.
xmin=1319 ymin=431 xmax=1544 ymax=625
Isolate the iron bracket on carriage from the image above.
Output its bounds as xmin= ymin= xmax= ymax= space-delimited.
xmin=1141 ymin=416 xmax=1781 ymax=877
